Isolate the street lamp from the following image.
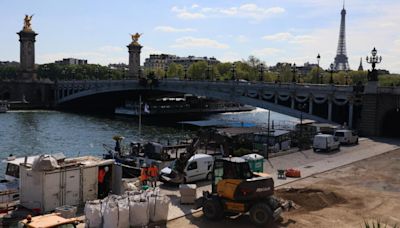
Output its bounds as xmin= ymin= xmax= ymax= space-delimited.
xmin=94 ymin=67 xmax=99 ymax=80
xmin=345 ymin=70 xmax=349 ymax=85
xmin=184 ymin=64 xmax=188 ymax=80
xmin=41 ymin=64 xmax=49 ymax=80
xmin=329 ymin=63 xmax=334 ymax=84
xmin=258 ymin=63 xmax=264 ymax=82
xmin=231 ymin=63 xmax=236 ymax=81
xmin=292 ymin=63 xmax=297 ymax=83
xmin=366 ymin=47 xmax=382 ymax=81
xmin=317 ymin=53 xmax=321 ymax=84
xmin=61 ymin=69 xmax=66 ymax=80
xmin=276 ymin=72 xmax=281 ymax=83
xmin=108 ymin=69 xmax=112 ymax=80
xmin=298 ymin=103 xmax=307 ymax=151
xmin=71 ymin=69 xmax=76 ymax=81
xmin=164 ymin=65 xmax=168 ymax=79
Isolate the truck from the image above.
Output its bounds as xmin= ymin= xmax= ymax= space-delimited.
xmin=312 ymin=134 xmax=341 ymax=152
xmin=159 ymin=154 xmax=215 ymax=184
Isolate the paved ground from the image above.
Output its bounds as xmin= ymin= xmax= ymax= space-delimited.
xmin=168 ymin=146 xmax=400 ymax=228
xmin=162 ymin=137 xmax=400 ymax=221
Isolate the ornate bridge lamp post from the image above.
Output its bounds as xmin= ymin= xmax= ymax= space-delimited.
xmin=258 ymin=63 xmax=264 ymax=82
xmin=345 ymin=70 xmax=349 ymax=85
xmin=94 ymin=67 xmax=99 ymax=80
xmin=41 ymin=64 xmax=49 ymax=80
xmin=71 ymin=69 xmax=76 ymax=81
xmin=292 ymin=63 xmax=297 ymax=83
xmin=329 ymin=63 xmax=334 ymax=84
xmin=276 ymin=73 xmax=281 ymax=83
xmin=206 ymin=61 xmax=211 ymax=80
xmin=317 ymin=53 xmax=321 ymax=84
xmin=108 ymin=69 xmax=112 ymax=80
xmin=231 ymin=63 xmax=236 ymax=81
xmin=164 ymin=65 xmax=168 ymax=79
xmin=184 ymin=64 xmax=188 ymax=80
xmin=61 ymin=69 xmax=66 ymax=80
xmin=366 ymin=47 xmax=382 ymax=81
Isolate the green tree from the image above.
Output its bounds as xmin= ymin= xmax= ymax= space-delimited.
xmin=216 ymin=62 xmax=232 ymax=80
xmin=167 ymin=63 xmax=182 ymax=78
xmin=188 ymin=61 xmax=207 ymax=80
xmin=0 ymin=66 xmax=18 ymax=80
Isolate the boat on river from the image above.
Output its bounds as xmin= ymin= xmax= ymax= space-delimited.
xmin=0 ymin=154 xmax=40 ymax=210
xmin=102 ymin=137 xmax=190 ymax=178
xmin=115 ymin=95 xmax=254 ymax=116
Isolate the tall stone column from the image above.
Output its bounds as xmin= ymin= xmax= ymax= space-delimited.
xmin=127 ymin=33 xmax=143 ymax=79
xmin=308 ymin=96 xmax=313 ymax=114
xmin=17 ymin=16 xmax=38 ymax=81
xmin=348 ymin=101 xmax=354 ymax=129
xmin=328 ymin=98 xmax=333 ymax=121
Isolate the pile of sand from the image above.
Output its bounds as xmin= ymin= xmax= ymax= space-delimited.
xmin=276 ymin=188 xmax=347 ymax=211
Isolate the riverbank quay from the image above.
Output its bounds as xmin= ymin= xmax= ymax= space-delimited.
xmin=157 ymin=137 xmax=400 ymax=222
xmin=2 ymin=137 xmax=399 ymax=227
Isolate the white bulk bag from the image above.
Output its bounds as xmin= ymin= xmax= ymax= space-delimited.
xmin=129 ymin=197 xmax=149 ymax=227
xmin=117 ymin=197 xmax=129 ymax=228
xmin=103 ymin=200 xmax=118 ymax=228
xmin=84 ymin=200 xmax=102 ymax=228
xmin=148 ymin=195 xmax=170 ymax=222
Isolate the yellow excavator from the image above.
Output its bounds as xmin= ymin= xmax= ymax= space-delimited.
xmin=195 ymin=157 xmax=289 ymax=226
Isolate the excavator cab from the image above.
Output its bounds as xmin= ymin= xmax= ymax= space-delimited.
xmin=211 ymin=157 xmax=254 ymax=193
xmin=196 ymin=157 xmax=285 ymax=226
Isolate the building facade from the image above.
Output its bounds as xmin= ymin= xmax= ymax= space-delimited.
xmin=55 ymin=58 xmax=88 ymax=65
xmin=144 ymin=54 xmax=219 ymax=69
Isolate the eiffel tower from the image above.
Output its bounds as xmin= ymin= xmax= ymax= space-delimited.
xmin=333 ymin=3 xmax=350 ymax=71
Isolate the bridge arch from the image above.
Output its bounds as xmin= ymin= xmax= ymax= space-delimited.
xmin=55 ymin=80 xmax=356 ymax=126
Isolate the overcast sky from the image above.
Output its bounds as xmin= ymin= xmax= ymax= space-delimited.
xmin=0 ymin=0 xmax=399 ymax=73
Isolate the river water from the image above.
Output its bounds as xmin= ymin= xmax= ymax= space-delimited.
xmin=0 ymin=108 xmax=297 ymax=174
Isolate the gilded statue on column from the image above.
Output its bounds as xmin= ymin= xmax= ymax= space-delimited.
xmin=131 ymin=33 xmax=143 ymax=46
xmin=23 ymin=14 xmax=34 ymax=31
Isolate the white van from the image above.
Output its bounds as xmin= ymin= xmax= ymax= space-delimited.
xmin=334 ymin=130 xmax=359 ymax=145
xmin=312 ymin=134 xmax=340 ymax=152
xmin=160 ymin=154 xmax=214 ymax=184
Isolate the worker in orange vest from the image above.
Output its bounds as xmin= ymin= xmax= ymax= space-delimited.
xmin=148 ymin=163 xmax=159 ymax=188
xmin=140 ymin=163 xmax=149 ymax=187
xmin=98 ymin=166 xmax=109 ymax=198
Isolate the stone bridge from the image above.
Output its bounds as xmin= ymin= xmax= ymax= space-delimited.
xmin=54 ymin=79 xmax=358 ymax=129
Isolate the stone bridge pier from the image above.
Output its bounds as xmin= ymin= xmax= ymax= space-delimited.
xmin=358 ymin=84 xmax=400 ymax=137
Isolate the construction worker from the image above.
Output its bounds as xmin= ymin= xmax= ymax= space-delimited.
xmin=148 ymin=163 xmax=159 ymax=188
xmin=98 ymin=166 xmax=109 ymax=198
xmin=140 ymin=163 xmax=149 ymax=187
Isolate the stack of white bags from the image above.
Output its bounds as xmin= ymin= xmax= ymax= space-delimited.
xmin=84 ymin=188 xmax=170 ymax=228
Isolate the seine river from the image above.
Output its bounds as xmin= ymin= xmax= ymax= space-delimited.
xmin=0 ymin=109 xmax=297 ymax=175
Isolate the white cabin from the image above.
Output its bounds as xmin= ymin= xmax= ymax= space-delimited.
xmin=19 ymin=155 xmax=120 ymax=213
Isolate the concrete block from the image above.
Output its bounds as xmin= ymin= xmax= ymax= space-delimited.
xmin=55 ymin=205 xmax=77 ymax=218
xmin=179 ymin=184 xmax=197 ymax=196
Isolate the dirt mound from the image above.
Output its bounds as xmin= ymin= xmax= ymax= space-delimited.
xmin=276 ymin=188 xmax=347 ymax=211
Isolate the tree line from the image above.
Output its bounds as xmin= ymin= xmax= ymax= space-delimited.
xmin=1 ymin=56 xmax=398 ymax=85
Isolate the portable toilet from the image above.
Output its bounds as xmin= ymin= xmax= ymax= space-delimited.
xmin=241 ymin=153 xmax=264 ymax=172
